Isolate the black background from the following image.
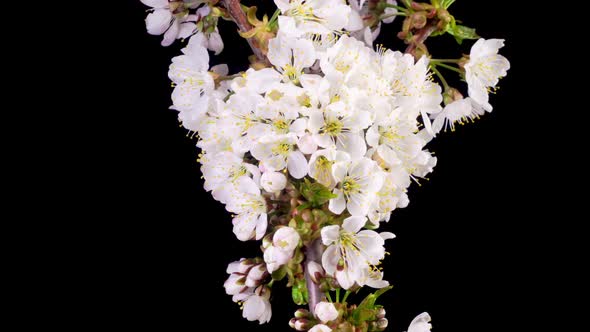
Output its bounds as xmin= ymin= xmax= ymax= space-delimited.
xmin=93 ymin=1 xmax=546 ymax=331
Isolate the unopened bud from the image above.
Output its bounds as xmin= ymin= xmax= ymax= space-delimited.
xmin=411 ymin=12 xmax=427 ymax=29
xmin=245 ymin=263 xmax=268 ymax=287
xmin=376 ymin=318 xmax=388 ymax=330
xmin=307 ymin=261 xmax=325 ymax=284
xmin=295 ymin=308 xmax=311 ymax=319
xmin=295 ymin=318 xmax=311 ymax=331
xmin=376 ymin=307 xmax=386 ymax=319
xmin=262 ymin=233 xmax=273 ymax=249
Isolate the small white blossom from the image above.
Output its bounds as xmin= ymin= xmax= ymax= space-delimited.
xmin=329 ymin=158 xmax=385 ymax=216
xmin=275 ymin=0 xmax=352 ymax=38
xmin=309 ymin=324 xmax=332 ymax=332
xmin=321 ymin=216 xmax=394 ymax=289
xmin=465 ymin=39 xmax=510 ymax=111
xmin=315 ymin=301 xmax=339 ymax=323
xmin=408 ymin=312 xmax=432 ymax=332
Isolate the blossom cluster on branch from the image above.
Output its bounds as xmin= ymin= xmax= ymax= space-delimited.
xmin=140 ymin=0 xmax=510 ymax=331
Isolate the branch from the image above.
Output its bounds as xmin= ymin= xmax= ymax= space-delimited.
xmin=221 ymin=0 xmax=267 ymax=61
xmin=304 ymin=238 xmax=325 ymax=315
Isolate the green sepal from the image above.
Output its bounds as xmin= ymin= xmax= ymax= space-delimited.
xmin=292 ymin=278 xmax=309 ymax=305
xmin=299 ymin=178 xmax=337 ymax=207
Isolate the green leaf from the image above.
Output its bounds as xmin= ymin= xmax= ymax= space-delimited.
xmin=351 ymin=286 xmax=394 ymax=324
xmin=446 ymin=24 xmax=479 ymax=44
xmin=441 ymin=0 xmax=456 ymax=9
xmin=291 ymin=278 xmax=309 ymax=305
xmin=299 ymin=179 xmax=337 ymax=207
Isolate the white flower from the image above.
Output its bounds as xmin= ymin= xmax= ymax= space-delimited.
xmin=141 ymin=0 xmax=199 ymax=46
xmin=320 ymin=35 xmax=372 ymax=85
xmin=260 ymin=171 xmax=287 ymax=193
xmin=315 ymin=301 xmax=339 ymax=323
xmin=465 ymin=38 xmax=510 ymax=111
xmin=268 ymin=35 xmax=316 ymax=84
xmin=408 ymin=312 xmax=432 ymax=332
xmin=225 ymin=178 xmax=268 ymax=241
xmin=308 ymin=104 xmax=371 ymax=160
xmin=224 ymin=259 xmax=269 ymax=301
xmin=243 ymin=287 xmax=272 ymax=324
xmin=264 ymin=227 xmax=300 ymax=273
xmin=431 ymin=97 xmax=486 ymax=134
xmin=329 ymin=158 xmax=384 ymax=216
xmin=321 ymin=216 xmax=394 ymax=289
xmin=382 ymin=0 xmax=399 ymax=24
xmin=309 ymin=324 xmax=332 ymax=332
xmin=201 ymin=151 xmax=260 ymax=203
xmin=168 ymin=34 xmax=213 ymax=132
xmin=308 ymin=148 xmax=350 ymax=188
xmin=251 ymin=134 xmax=309 ymax=179
xmin=204 ymin=28 xmax=224 ymax=55
xmin=275 ymin=0 xmax=352 ymax=37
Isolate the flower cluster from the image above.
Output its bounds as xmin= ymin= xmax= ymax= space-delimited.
xmin=141 ymin=0 xmax=509 ymax=331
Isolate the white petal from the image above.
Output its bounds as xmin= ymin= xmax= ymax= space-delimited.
xmin=288 ymin=150 xmax=309 ymax=179
xmin=145 ymin=9 xmax=172 ymax=35
xmin=408 ymin=312 xmax=432 ymax=332
xmin=260 ymin=171 xmax=287 ymax=192
xmin=294 ymin=38 xmax=317 ymax=69
xmin=255 ymin=213 xmax=268 ymax=240
xmin=141 ymin=0 xmax=168 ymax=8
xmin=321 ymin=225 xmax=341 ymax=245
xmin=309 ymin=324 xmax=332 ymax=332
xmin=177 ymin=22 xmax=196 ymax=39
xmin=342 ymin=216 xmax=366 ymax=233
xmin=161 ymin=19 xmax=179 ymax=46
xmin=328 ymin=189 xmax=346 ymax=214
xmin=346 ymin=10 xmax=364 ymax=31
xmin=315 ymin=302 xmax=339 ymax=323
xmin=380 ymin=232 xmax=396 ymax=240
xmin=336 ymin=270 xmax=355 ymax=289
xmin=321 ymin=244 xmax=340 ymax=275
xmin=298 ymin=134 xmax=318 ymax=155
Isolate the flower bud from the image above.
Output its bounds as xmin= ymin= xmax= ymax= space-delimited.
xmin=295 ymin=308 xmax=311 ymax=319
xmin=290 ymin=318 xmax=311 ymax=331
xmin=376 ymin=307 xmax=386 ymax=319
xmin=273 ymin=227 xmax=300 ymax=252
xmin=245 ymin=263 xmax=268 ymax=287
xmin=411 ymin=12 xmax=428 ymax=29
xmin=309 ymin=324 xmax=332 ymax=332
xmin=307 ymin=261 xmax=325 ymax=284
xmin=376 ymin=318 xmax=388 ymax=330
xmin=315 ymin=301 xmax=339 ymax=323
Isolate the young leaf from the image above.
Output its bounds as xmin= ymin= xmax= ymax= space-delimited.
xmin=447 ymin=24 xmax=479 ymax=44
xmin=441 ymin=0 xmax=456 ymax=9
xmin=300 ymin=179 xmax=337 ymax=207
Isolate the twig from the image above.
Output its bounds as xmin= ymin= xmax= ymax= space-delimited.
xmin=304 ymin=238 xmax=325 ymax=314
xmin=221 ymin=0 xmax=267 ymax=61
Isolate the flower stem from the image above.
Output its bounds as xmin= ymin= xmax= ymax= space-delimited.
xmin=383 ymin=3 xmax=410 ymax=13
xmin=430 ymin=58 xmax=461 ymax=63
xmin=433 ymin=62 xmax=463 ymax=74
xmin=430 ymin=65 xmax=449 ymax=90
xmin=304 ymin=238 xmax=325 ymax=314
xmin=342 ymin=290 xmax=351 ymax=303
xmin=325 ymin=291 xmax=333 ymax=303
xmin=335 ymin=288 xmax=341 ymax=302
